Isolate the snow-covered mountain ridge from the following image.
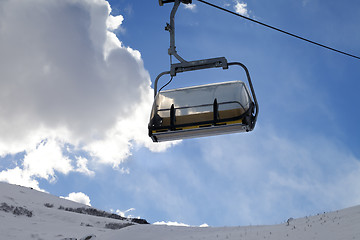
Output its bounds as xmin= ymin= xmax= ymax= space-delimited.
xmin=1 ymin=181 xmax=360 ymax=240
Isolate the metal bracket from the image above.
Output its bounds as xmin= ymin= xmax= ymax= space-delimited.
xmin=170 ymin=57 xmax=228 ymax=76
xmin=159 ymin=0 xmax=192 ymax=6
xmin=153 ymin=57 xmax=229 ymax=97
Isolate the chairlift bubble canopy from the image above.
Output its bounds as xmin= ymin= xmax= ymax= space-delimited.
xmin=149 ymin=61 xmax=258 ymax=142
xmin=148 ymin=0 xmax=258 ymax=142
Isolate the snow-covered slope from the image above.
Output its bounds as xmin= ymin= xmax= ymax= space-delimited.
xmin=1 ymin=181 xmax=360 ymax=240
xmin=0 ymin=182 xmax=144 ymax=239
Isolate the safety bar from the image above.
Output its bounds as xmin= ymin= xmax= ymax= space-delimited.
xmin=228 ymin=62 xmax=259 ymax=130
xmin=157 ymin=101 xmax=245 ymax=112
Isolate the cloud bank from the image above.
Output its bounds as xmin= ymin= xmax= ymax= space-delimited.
xmin=0 ymin=0 xmax=173 ymax=188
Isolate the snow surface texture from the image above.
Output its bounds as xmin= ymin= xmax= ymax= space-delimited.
xmin=1 ymin=182 xmax=360 ymax=240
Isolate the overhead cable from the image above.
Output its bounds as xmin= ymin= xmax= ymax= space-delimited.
xmin=196 ymin=0 xmax=360 ymax=60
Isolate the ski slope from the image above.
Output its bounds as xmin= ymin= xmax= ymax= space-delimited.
xmin=1 ymin=181 xmax=359 ymax=240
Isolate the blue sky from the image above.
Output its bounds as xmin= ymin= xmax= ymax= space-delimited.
xmin=0 ymin=0 xmax=360 ymax=227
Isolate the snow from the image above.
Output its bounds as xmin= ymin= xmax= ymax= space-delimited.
xmin=1 ymin=181 xmax=360 ymax=240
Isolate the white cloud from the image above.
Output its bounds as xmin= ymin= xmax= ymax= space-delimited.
xmin=234 ymin=0 xmax=249 ymax=17
xmin=184 ymin=3 xmax=197 ymax=12
xmin=199 ymin=223 xmax=209 ymax=227
xmin=23 ymin=139 xmax=73 ymax=182
xmin=0 ymin=167 xmax=42 ymax=191
xmin=153 ymin=221 xmax=209 ymax=227
xmin=117 ymin=167 xmax=130 ymax=174
xmin=106 ymin=14 xmax=124 ymax=31
xmin=115 ymin=208 xmax=136 ymax=218
xmin=63 ymin=192 xmax=91 ymax=206
xmin=75 ymin=156 xmax=95 ymax=176
xmin=0 ymin=0 xmax=172 ymax=185
xmin=0 ymin=138 xmax=73 ymax=190
xmin=153 ymin=221 xmax=190 ymax=227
